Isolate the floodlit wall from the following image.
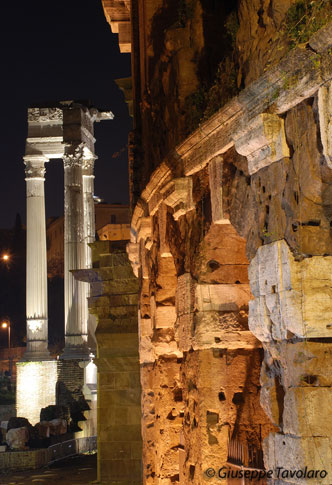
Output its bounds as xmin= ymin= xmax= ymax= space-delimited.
xmin=102 ymin=1 xmax=332 ymax=483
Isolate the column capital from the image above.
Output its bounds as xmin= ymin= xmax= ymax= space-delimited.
xmin=63 ymin=143 xmax=85 ymax=168
xmin=24 ymin=155 xmax=48 ymax=180
xmin=82 ymin=155 xmax=97 ymax=168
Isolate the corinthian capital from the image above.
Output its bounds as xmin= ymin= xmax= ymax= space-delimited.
xmin=24 ymin=156 xmax=48 ymax=179
xmin=63 ymin=143 xmax=85 ymax=168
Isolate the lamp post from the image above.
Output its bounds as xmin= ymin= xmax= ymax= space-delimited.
xmin=1 ymin=321 xmax=11 ymax=350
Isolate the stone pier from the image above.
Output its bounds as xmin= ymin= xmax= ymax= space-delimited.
xmin=73 ymin=240 xmax=142 ymax=485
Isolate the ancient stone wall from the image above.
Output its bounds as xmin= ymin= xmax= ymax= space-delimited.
xmin=126 ymin=23 xmax=332 ymax=485
xmin=103 ymin=2 xmax=332 ymax=484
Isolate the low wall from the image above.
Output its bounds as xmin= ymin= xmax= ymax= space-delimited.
xmin=0 ymin=436 xmax=97 ymax=471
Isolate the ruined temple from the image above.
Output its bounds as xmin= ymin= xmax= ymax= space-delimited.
xmin=89 ymin=1 xmax=332 ymax=484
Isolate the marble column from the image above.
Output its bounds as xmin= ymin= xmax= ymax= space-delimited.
xmin=82 ymin=156 xmax=96 ymax=269
xmin=24 ymin=155 xmax=50 ymax=360
xmin=82 ymin=155 xmax=97 ymax=350
xmin=62 ymin=144 xmax=89 ymax=358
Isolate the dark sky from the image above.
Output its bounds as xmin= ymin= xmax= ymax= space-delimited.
xmin=0 ymin=0 xmax=131 ymax=228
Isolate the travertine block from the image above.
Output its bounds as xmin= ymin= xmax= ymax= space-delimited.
xmin=175 ymin=314 xmax=194 ymax=352
xmin=176 ymin=273 xmax=195 ymax=316
xmin=154 ymin=341 xmax=183 ymax=359
xmin=249 ymin=240 xmax=332 ymax=340
xmin=264 ymin=433 xmax=332 ymax=484
xmin=138 ymin=216 xmax=152 ymax=242
xmin=140 ymin=240 xmax=150 ymax=280
xmin=208 ymin=156 xmax=230 ymax=224
xmin=155 ymin=305 xmax=176 ymax=329
xmin=193 ymin=311 xmax=258 ymax=350
xmin=283 ymin=387 xmax=332 ymax=437
xmin=130 ymin=198 xmax=146 ymax=242
xmin=158 ymin=203 xmax=172 ymax=257
xmin=161 ymin=177 xmax=195 ymax=220
xmin=118 ymin=21 xmax=131 ymax=53
xmin=175 ymin=273 xmax=195 ymax=351
xmin=195 ymin=283 xmax=251 ymax=312
xmin=318 ymin=81 xmax=332 ymax=168
xmin=234 ymin=114 xmax=290 ymax=175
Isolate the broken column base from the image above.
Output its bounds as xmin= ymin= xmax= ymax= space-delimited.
xmin=60 ymin=342 xmax=91 ymax=361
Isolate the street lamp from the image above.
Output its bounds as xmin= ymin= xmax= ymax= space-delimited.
xmin=1 ymin=321 xmax=11 ymax=349
xmin=2 ymin=254 xmax=9 ymax=262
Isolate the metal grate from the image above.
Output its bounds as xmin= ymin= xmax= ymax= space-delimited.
xmin=227 ymin=439 xmax=264 ymax=470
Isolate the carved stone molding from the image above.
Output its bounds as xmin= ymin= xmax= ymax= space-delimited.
xmin=233 ymin=113 xmax=290 ymax=175
xmin=126 ymin=242 xmax=140 ymax=278
xmin=138 ymin=217 xmax=153 ymax=250
xmin=161 ymin=177 xmax=195 ymax=220
xmin=63 ymin=143 xmax=85 ymax=168
xmin=28 ymin=107 xmax=63 ymax=122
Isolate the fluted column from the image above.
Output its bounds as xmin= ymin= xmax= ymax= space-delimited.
xmin=82 ymin=156 xmax=97 ymax=349
xmin=24 ymin=155 xmax=50 ymax=360
xmin=62 ymin=144 xmax=89 ymax=358
xmin=82 ymin=156 xmax=96 ymax=268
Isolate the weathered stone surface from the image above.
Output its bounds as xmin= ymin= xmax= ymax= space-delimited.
xmin=309 ymin=21 xmax=332 ymax=53
xmin=110 ymin=3 xmax=332 ymax=482
xmin=318 ymin=81 xmax=332 ymax=168
xmin=195 ymin=283 xmax=251 ymax=312
xmin=35 ymin=421 xmax=50 ymax=439
xmin=87 ymin=245 xmax=141 ymax=484
xmin=154 ymin=305 xmax=176 ymax=329
xmin=208 ymin=156 xmax=230 ymax=224
xmin=49 ymin=418 xmax=67 ymax=436
xmin=249 ymin=240 xmax=332 ymax=340
xmin=141 ymin=360 xmax=182 ymax=483
xmin=6 ymin=427 xmax=29 ymax=450
xmin=193 ymin=223 xmax=249 ymax=285
xmin=192 ymin=311 xmax=258 ymax=351
xmin=264 ymin=433 xmax=332 ymax=484
xmin=283 ymin=387 xmax=332 ymax=437
xmin=237 ymin=0 xmax=294 ymax=86
xmin=161 ymin=178 xmax=195 ymax=220
xmin=126 ymin=242 xmax=140 ymax=277
xmin=158 ymin=203 xmax=172 ymax=257
xmin=180 ymin=348 xmax=274 ymax=482
xmin=234 ymin=114 xmax=290 ymax=175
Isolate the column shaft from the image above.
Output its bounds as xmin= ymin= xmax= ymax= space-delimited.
xmin=24 ymin=156 xmax=49 ymax=360
xmin=63 ymin=145 xmax=88 ymax=357
xmin=82 ymin=159 xmax=97 ymax=349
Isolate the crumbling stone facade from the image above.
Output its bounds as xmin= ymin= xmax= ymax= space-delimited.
xmin=101 ymin=1 xmax=332 ymax=484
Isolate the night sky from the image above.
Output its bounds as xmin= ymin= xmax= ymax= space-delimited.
xmin=0 ymin=0 xmax=131 ymax=229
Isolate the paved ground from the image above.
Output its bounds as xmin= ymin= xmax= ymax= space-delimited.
xmin=0 ymin=453 xmax=97 ymax=484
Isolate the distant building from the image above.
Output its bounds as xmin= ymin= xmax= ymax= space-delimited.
xmin=47 ymin=204 xmax=130 ymax=277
